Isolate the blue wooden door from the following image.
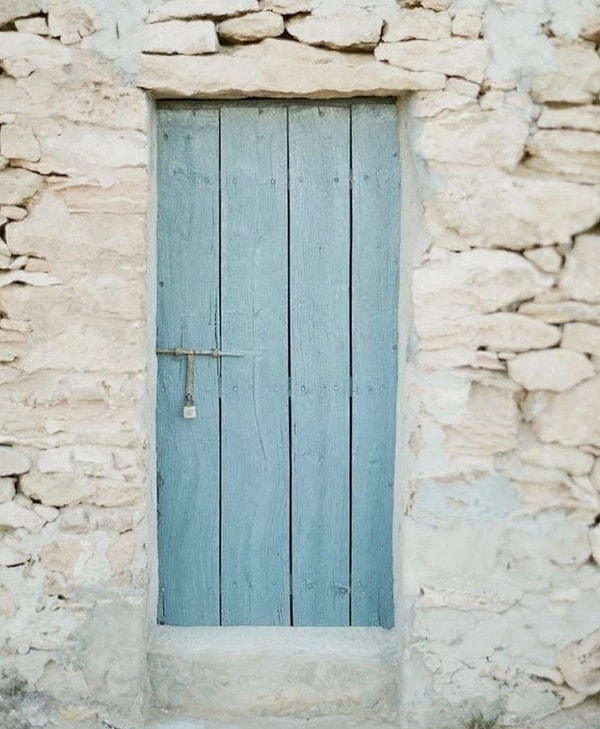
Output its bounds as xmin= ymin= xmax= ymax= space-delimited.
xmin=156 ymin=101 xmax=400 ymax=628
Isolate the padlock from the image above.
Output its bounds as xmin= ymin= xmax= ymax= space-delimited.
xmin=183 ymin=404 xmax=197 ymax=419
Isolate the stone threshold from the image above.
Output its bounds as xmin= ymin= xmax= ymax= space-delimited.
xmin=147 ymin=626 xmax=399 ymax=721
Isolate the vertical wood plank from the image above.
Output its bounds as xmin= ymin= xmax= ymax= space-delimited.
xmin=350 ymin=102 xmax=400 ymax=628
xmin=156 ymin=106 xmax=220 ymax=626
xmin=220 ymin=105 xmax=291 ymax=625
xmin=289 ymin=104 xmax=351 ymax=626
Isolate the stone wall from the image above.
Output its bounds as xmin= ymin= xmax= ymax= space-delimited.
xmin=0 ymin=0 xmax=599 ymax=726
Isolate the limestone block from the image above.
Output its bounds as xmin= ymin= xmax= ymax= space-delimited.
xmin=533 ymin=376 xmax=600 ymax=447
xmin=426 ymin=167 xmax=600 ymax=249
xmin=411 ymin=91 xmax=477 ymax=119
xmin=382 ymin=8 xmax=451 ymax=42
xmin=0 ymin=270 xmax=60 ymax=287
xmin=0 ymin=446 xmax=31 ymax=476
xmin=148 ymin=0 xmax=259 ymax=22
xmin=14 ymin=16 xmax=50 ymax=35
xmin=418 ymin=312 xmax=560 ymax=353
xmin=0 ymin=168 xmax=43 ymax=206
xmin=452 ymin=10 xmax=481 ymax=39
xmin=0 ymin=32 xmax=72 ymax=71
xmin=20 ymin=473 xmax=94 ymax=507
xmin=260 ymin=0 xmax=309 ymax=13
xmin=218 ymin=11 xmax=283 ymax=42
xmin=0 ymin=547 xmax=28 ymax=572
xmin=0 ymin=0 xmax=40 ymax=27
xmin=556 ymin=629 xmax=600 ymax=695
xmin=375 ymin=38 xmax=488 ymax=84
xmin=418 ymin=106 xmax=528 ymax=171
xmin=531 ymin=43 xmax=600 ymax=104
xmin=413 ymin=250 xmax=553 ymax=333
xmin=526 ymin=130 xmax=600 ymax=184
xmin=560 ymin=233 xmax=600 ymax=304
xmin=22 ymin=119 xmax=146 ymax=176
xmin=523 ymin=247 xmax=563 ymax=273
xmin=0 ymin=501 xmax=43 ymax=532
xmin=443 ymin=383 xmax=519 ymax=456
xmin=519 ymin=301 xmax=600 ymax=325
xmin=507 ymin=350 xmax=594 ymax=391
xmin=0 ymin=477 xmax=16 ymax=502
xmin=562 ymin=323 xmax=600 ymax=359
xmin=138 ymin=38 xmax=445 ymax=97
xmin=538 ymin=106 xmax=600 ymax=133
xmin=142 ymin=20 xmax=218 ymax=54
xmin=0 ymin=124 xmax=40 ymax=162
xmin=286 ymin=9 xmax=383 ymax=51
xmin=38 ymin=448 xmax=73 ymax=474
xmin=422 ymin=0 xmax=450 ymax=9
xmin=47 ymin=0 xmax=96 ymax=44
xmin=522 ymin=444 xmax=594 ymax=476
xmin=0 ymin=206 xmax=27 ymax=221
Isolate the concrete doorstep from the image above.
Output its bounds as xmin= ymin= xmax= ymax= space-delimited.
xmin=146 ymin=719 xmax=398 ymax=729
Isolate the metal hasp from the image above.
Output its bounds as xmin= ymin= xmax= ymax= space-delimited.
xmin=156 ymin=348 xmax=244 ymax=419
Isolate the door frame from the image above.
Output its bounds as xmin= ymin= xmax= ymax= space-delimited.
xmin=146 ymin=93 xmax=415 ymax=719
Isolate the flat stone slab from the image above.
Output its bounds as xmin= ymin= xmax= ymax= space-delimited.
xmin=148 ymin=720 xmax=397 ymax=729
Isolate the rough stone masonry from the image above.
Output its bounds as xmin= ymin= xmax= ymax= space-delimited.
xmin=0 ymin=0 xmax=600 ymax=727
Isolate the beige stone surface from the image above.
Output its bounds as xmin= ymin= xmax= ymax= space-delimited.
xmin=21 ymin=118 xmax=146 ymax=176
xmin=260 ymin=0 xmax=309 ymax=12
xmin=20 ymin=472 xmax=95 ymax=507
xmin=557 ymin=630 xmax=600 ymax=695
xmin=14 ymin=16 xmax=50 ymax=34
xmin=427 ymin=167 xmax=600 ymax=249
xmin=523 ymin=247 xmax=563 ymax=273
xmin=519 ymin=300 xmax=600 ymax=325
xmin=47 ymin=0 xmax=95 ymax=44
xmin=508 ymin=349 xmax=594 ymax=391
xmin=375 ymin=38 xmax=488 ymax=84
xmin=418 ymin=106 xmax=528 ymax=170
xmin=286 ymin=9 xmax=383 ymax=51
xmin=138 ymin=38 xmax=445 ymax=97
xmin=413 ymin=250 xmax=553 ymax=330
xmin=0 ymin=445 xmax=32 ymax=476
xmin=382 ymin=8 xmax=450 ymax=42
xmin=0 ymin=500 xmax=43 ymax=532
xmin=526 ymin=129 xmax=600 ymax=184
xmin=148 ymin=0 xmax=259 ymax=22
xmin=218 ymin=11 xmax=283 ymax=42
xmin=522 ymin=444 xmax=594 ymax=476
xmin=562 ymin=323 xmax=600 ymax=358
xmin=452 ymin=10 xmax=482 ymax=39
xmin=0 ymin=31 xmax=72 ymax=71
xmin=0 ymin=0 xmax=41 ymax=27
xmin=0 ymin=167 xmax=43 ymax=206
xmin=531 ymin=42 xmax=600 ymax=104
xmin=0 ymin=124 xmax=40 ymax=162
xmin=533 ymin=376 xmax=600 ymax=446
xmin=0 ymin=477 xmax=16 ymax=502
xmin=142 ymin=19 xmax=218 ymax=54
xmin=538 ymin=105 xmax=600 ymax=133
xmin=422 ymin=0 xmax=451 ymax=9
xmin=560 ymin=233 xmax=600 ymax=304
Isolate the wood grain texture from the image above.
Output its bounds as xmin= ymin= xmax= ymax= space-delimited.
xmin=156 ymin=107 xmax=220 ymax=626
xmin=350 ymin=102 xmax=400 ymax=628
xmin=220 ymin=105 xmax=291 ymax=625
xmin=289 ymin=104 xmax=351 ymax=626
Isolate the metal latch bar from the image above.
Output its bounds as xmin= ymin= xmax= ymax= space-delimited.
xmin=156 ymin=347 xmax=244 ymax=419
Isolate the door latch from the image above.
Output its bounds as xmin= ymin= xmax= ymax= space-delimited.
xmin=156 ymin=347 xmax=244 ymax=419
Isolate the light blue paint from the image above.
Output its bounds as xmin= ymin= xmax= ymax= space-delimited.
xmin=157 ymin=101 xmax=399 ymax=627
xmin=156 ymin=107 xmax=220 ymax=626
xmin=350 ymin=103 xmax=400 ymax=628
xmin=220 ymin=105 xmax=291 ymax=625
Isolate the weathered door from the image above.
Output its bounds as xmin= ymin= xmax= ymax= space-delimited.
xmin=156 ymin=100 xmax=400 ymax=628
